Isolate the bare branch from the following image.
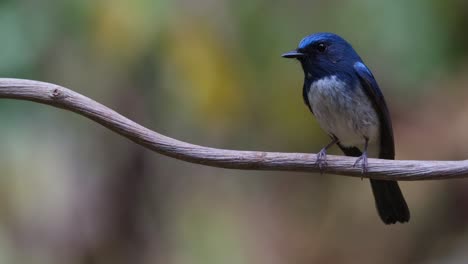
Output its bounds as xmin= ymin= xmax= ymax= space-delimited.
xmin=0 ymin=78 xmax=466 ymax=180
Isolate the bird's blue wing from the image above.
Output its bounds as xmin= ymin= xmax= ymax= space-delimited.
xmin=354 ymin=62 xmax=395 ymax=159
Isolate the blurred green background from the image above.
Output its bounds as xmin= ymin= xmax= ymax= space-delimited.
xmin=1 ymin=0 xmax=468 ymax=263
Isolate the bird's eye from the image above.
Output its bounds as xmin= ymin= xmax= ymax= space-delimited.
xmin=317 ymin=43 xmax=327 ymax=53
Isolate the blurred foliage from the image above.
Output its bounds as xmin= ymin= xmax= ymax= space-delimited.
xmin=1 ymin=0 xmax=468 ymax=263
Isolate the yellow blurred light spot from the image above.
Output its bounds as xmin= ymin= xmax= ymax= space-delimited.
xmin=165 ymin=21 xmax=242 ymax=122
xmin=92 ymin=0 xmax=160 ymax=62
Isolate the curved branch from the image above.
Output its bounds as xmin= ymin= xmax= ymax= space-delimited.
xmin=0 ymin=78 xmax=466 ymax=180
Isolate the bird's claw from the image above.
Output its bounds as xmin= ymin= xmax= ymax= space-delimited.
xmin=353 ymin=152 xmax=368 ymax=178
xmin=316 ymin=148 xmax=328 ymax=173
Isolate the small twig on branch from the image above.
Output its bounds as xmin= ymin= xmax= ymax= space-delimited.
xmin=0 ymin=78 xmax=466 ymax=180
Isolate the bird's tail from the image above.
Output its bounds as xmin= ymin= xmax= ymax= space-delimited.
xmin=370 ymin=179 xmax=410 ymax=224
xmin=336 ymin=143 xmax=410 ymax=224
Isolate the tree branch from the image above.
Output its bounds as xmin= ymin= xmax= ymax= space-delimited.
xmin=0 ymin=78 xmax=466 ymax=180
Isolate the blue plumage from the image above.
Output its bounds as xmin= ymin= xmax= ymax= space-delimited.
xmin=283 ymin=32 xmax=410 ymax=224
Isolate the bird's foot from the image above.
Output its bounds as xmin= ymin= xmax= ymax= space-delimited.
xmin=316 ymin=148 xmax=328 ymax=173
xmin=353 ymin=152 xmax=368 ymax=177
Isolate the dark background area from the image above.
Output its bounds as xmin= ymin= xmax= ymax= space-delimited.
xmin=1 ymin=0 xmax=468 ymax=263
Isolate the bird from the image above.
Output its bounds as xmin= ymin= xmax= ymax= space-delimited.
xmin=282 ymin=32 xmax=410 ymax=224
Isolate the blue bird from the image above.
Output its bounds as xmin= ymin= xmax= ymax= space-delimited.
xmin=282 ymin=32 xmax=410 ymax=224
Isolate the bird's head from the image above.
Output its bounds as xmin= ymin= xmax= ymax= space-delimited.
xmin=282 ymin=32 xmax=361 ymax=79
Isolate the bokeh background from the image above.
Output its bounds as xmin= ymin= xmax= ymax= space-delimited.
xmin=1 ymin=0 xmax=468 ymax=263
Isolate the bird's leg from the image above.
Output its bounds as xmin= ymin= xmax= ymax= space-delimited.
xmin=316 ymin=137 xmax=339 ymax=172
xmin=353 ymin=137 xmax=369 ymax=174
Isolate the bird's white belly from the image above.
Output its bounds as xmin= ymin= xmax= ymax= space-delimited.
xmin=308 ymin=76 xmax=379 ymax=147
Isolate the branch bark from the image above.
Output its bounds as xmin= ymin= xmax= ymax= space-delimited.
xmin=0 ymin=78 xmax=466 ymax=180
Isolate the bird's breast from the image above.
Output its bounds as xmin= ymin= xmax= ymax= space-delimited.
xmin=307 ymin=75 xmax=379 ymax=147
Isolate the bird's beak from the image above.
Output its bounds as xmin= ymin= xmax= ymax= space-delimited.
xmin=281 ymin=50 xmax=305 ymax=58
